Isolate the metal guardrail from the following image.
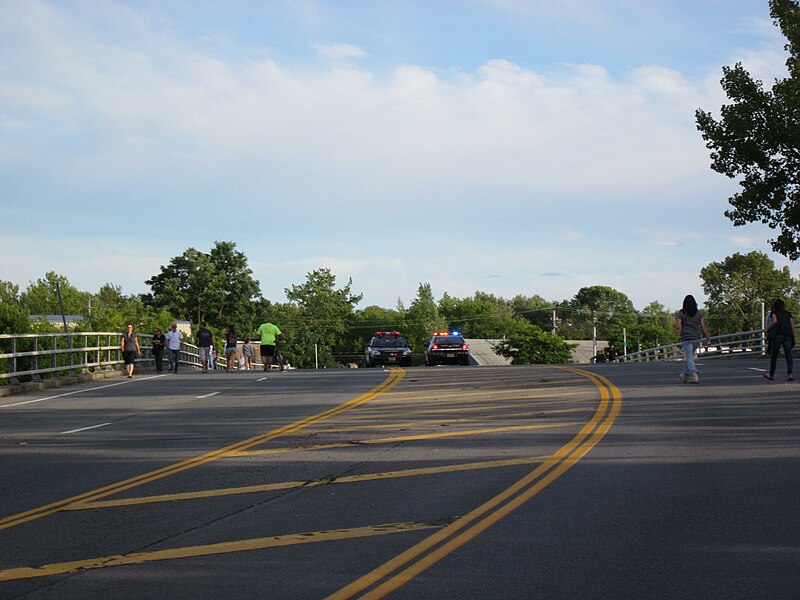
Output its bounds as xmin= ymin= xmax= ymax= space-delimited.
xmin=0 ymin=332 xmax=240 ymax=383
xmin=618 ymin=329 xmax=774 ymax=363
xmin=1 ymin=326 xmax=793 ymax=382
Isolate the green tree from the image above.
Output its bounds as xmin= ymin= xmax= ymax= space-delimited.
xmin=438 ymin=292 xmax=517 ymax=338
xmin=145 ymin=241 xmax=261 ymax=332
xmin=21 ymin=272 xmax=91 ymax=317
xmin=696 ymin=0 xmax=800 ymax=259
xmin=628 ymin=301 xmax=679 ymax=351
xmin=85 ymin=283 xmax=173 ymax=334
xmin=570 ymin=286 xmax=637 ymax=345
xmin=402 ymin=283 xmax=447 ymax=351
xmin=284 ymin=268 xmax=363 ymax=365
xmin=267 ymin=301 xmax=331 ymax=369
xmin=0 ymin=281 xmax=29 ymax=334
xmin=700 ymin=251 xmax=799 ymax=333
xmin=509 ymin=294 xmax=554 ymax=331
xmin=494 ymin=321 xmax=575 ymax=364
xmin=346 ymin=305 xmax=405 ymax=354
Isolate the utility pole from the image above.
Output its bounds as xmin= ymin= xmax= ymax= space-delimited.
xmin=56 ymin=281 xmax=68 ymax=334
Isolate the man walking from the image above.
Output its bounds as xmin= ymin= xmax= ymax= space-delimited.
xmin=256 ymin=316 xmax=285 ymax=372
xmin=196 ymin=322 xmax=213 ymax=373
xmin=165 ymin=323 xmax=184 ymax=373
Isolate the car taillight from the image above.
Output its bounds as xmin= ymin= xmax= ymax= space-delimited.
xmin=432 ymin=344 xmax=439 ymax=350
xmin=462 ymin=344 xmax=469 ymax=350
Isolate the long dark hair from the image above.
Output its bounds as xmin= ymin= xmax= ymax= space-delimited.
xmin=681 ymin=295 xmax=698 ymax=317
xmin=771 ymin=298 xmax=785 ymax=314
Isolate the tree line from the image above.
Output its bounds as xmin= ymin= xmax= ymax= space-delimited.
xmin=1 ymin=242 xmax=797 ymax=367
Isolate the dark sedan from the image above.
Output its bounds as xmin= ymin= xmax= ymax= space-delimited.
xmin=424 ymin=332 xmax=470 ymax=366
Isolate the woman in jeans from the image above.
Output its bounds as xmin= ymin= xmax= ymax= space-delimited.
xmin=675 ymin=295 xmax=711 ymax=384
xmin=763 ymin=298 xmax=796 ymax=381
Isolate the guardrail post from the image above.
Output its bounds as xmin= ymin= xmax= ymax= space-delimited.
xmin=31 ymin=337 xmax=40 ymax=381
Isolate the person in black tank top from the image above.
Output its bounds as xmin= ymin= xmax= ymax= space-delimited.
xmin=764 ymin=298 xmax=796 ymax=381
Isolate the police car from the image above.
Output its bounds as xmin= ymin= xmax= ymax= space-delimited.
xmin=424 ymin=331 xmax=471 ymax=366
xmin=364 ymin=331 xmax=413 ymax=367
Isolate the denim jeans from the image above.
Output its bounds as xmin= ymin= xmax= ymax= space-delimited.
xmin=681 ymin=339 xmax=700 ymax=375
xmin=769 ymin=335 xmax=794 ymax=376
xmin=168 ymin=348 xmax=180 ymax=372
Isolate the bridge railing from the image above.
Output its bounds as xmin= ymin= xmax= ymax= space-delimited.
xmin=618 ymin=329 xmax=767 ymax=363
xmin=0 ymin=332 xmax=231 ymax=383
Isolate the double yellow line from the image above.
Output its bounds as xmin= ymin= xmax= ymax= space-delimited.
xmin=0 ymin=368 xmax=405 ymax=532
xmin=328 ymin=366 xmax=621 ymax=599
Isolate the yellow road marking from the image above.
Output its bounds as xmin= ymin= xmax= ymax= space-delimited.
xmin=327 ymin=367 xmax=622 ymax=600
xmin=232 ymin=422 xmax=583 ymax=456
xmin=0 ymin=369 xmax=405 ymax=531
xmin=0 ymin=521 xmax=440 ymax=582
xmin=0 ymin=366 xmax=613 ymax=588
xmin=312 ymin=407 xmax=589 ymax=433
xmin=68 ymin=455 xmax=550 ymax=511
xmin=336 ymin=398 xmax=592 ymax=421
xmin=384 ymin=377 xmax=585 ymax=394
xmin=373 ymin=386 xmax=588 ymax=404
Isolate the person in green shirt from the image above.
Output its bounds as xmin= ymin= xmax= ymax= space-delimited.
xmin=256 ymin=316 xmax=285 ymax=371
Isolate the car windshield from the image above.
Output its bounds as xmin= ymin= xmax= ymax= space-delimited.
xmin=372 ymin=338 xmax=407 ymax=348
xmin=433 ymin=337 xmax=464 ymax=345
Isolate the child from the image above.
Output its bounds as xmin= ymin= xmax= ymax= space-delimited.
xmin=242 ymin=338 xmax=254 ymax=370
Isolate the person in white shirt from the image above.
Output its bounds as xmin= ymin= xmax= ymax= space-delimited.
xmin=165 ymin=323 xmax=184 ymax=373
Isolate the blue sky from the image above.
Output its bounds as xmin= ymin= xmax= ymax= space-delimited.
xmin=1 ymin=0 xmax=795 ymax=312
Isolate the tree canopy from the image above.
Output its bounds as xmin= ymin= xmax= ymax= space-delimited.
xmin=4 ymin=243 xmax=799 ymax=367
xmin=696 ymin=0 xmax=800 ymax=259
xmin=494 ymin=321 xmax=575 ymax=365
xmin=700 ymin=251 xmax=799 ymax=333
xmin=145 ymin=241 xmax=261 ymax=333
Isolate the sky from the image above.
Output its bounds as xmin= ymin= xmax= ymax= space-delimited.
xmin=1 ymin=0 xmax=796 ymax=312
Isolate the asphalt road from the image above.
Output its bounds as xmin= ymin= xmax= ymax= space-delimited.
xmin=0 ymin=358 xmax=798 ymax=599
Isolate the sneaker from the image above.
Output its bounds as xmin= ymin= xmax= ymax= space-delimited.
xmin=689 ymin=373 xmax=699 ymax=384
xmin=679 ymin=373 xmax=689 ymax=384
xmin=763 ymin=373 xmax=774 ymax=381
xmin=788 ymin=375 xmax=795 ymax=382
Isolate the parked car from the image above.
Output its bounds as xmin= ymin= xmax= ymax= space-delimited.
xmin=365 ymin=331 xmax=413 ymax=367
xmin=424 ymin=331 xmax=470 ymax=366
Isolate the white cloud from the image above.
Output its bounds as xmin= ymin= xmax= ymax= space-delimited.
xmin=0 ymin=6 xmax=726 ymax=202
xmin=1 ymin=1 xmax=796 ymax=316
xmin=314 ymin=42 xmax=368 ymax=60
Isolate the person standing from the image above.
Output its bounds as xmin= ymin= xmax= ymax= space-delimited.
xmin=120 ymin=323 xmax=141 ymax=378
xmin=152 ymin=327 xmax=166 ymax=372
xmin=165 ymin=323 xmax=184 ymax=373
xmin=763 ymin=298 xmax=796 ymax=381
xmin=196 ymin=322 xmax=213 ymax=373
xmin=256 ymin=316 xmax=285 ymax=372
xmin=675 ymin=295 xmax=711 ymax=384
xmin=242 ymin=338 xmax=254 ymax=370
xmin=224 ymin=325 xmax=238 ymax=373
